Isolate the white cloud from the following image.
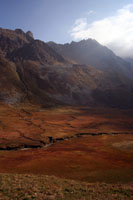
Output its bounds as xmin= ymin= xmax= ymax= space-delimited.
xmin=72 ymin=18 xmax=87 ymax=32
xmin=70 ymin=4 xmax=133 ymax=58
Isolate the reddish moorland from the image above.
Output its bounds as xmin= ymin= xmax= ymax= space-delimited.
xmin=0 ymin=104 xmax=133 ymax=183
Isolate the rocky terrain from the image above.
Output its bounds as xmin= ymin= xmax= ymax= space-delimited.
xmin=0 ymin=27 xmax=133 ymax=108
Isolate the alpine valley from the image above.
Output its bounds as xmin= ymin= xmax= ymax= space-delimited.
xmin=0 ymin=27 xmax=133 ymax=200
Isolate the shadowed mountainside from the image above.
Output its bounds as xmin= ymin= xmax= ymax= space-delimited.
xmin=0 ymin=55 xmax=26 ymax=104
xmin=0 ymin=27 xmax=133 ymax=107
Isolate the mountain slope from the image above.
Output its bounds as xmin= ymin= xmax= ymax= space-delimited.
xmin=0 ymin=28 xmax=69 ymax=106
xmin=48 ymin=39 xmax=133 ymax=79
xmin=0 ymin=55 xmax=26 ymax=104
xmin=9 ymin=40 xmax=67 ymax=64
xmin=14 ymin=61 xmax=133 ymax=107
xmin=0 ymin=27 xmax=133 ymax=108
xmin=0 ymin=28 xmax=33 ymax=57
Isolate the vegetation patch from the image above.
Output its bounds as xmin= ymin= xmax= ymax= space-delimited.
xmin=0 ymin=174 xmax=133 ymax=200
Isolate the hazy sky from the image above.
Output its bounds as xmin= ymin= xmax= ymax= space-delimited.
xmin=1 ymin=0 xmax=133 ymax=57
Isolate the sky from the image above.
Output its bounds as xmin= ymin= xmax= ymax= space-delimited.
xmin=1 ymin=0 xmax=133 ymax=58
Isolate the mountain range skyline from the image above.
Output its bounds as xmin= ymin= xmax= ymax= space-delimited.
xmin=1 ymin=0 xmax=133 ymax=58
xmin=1 ymin=25 xmax=133 ymax=60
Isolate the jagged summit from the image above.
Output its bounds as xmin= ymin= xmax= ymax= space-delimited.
xmin=15 ymin=28 xmax=25 ymax=35
xmin=48 ymin=39 xmax=133 ymax=79
xmin=0 ymin=27 xmax=34 ymax=57
xmin=48 ymin=39 xmax=119 ymax=69
xmin=15 ymin=29 xmax=34 ymax=40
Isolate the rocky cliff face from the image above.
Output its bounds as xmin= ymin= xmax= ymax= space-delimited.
xmin=0 ymin=28 xmax=33 ymax=57
xmin=0 ymin=27 xmax=133 ymax=108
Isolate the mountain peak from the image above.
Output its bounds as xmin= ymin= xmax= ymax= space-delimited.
xmin=48 ymin=39 xmax=118 ymax=69
xmin=26 ymin=31 xmax=34 ymax=39
xmin=15 ymin=28 xmax=25 ymax=35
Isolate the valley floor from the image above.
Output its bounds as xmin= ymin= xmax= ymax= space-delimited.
xmin=0 ymin=104 xmax=133 ymax=199
xmin=0 ymin=104 xmax=133 ymax=150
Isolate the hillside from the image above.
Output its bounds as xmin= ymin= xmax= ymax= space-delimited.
xmin=0 ymin=28 xmax=133 ymax=107
xmin=0 ymin=28 xmax=33 ymax=57
xmin=48 ymin=39 xmax=133 ymax=79
xmin=0 ymin=55 xmax=25 ymax=104
xmin=0 ymin=174 xmax=133 ymax=200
